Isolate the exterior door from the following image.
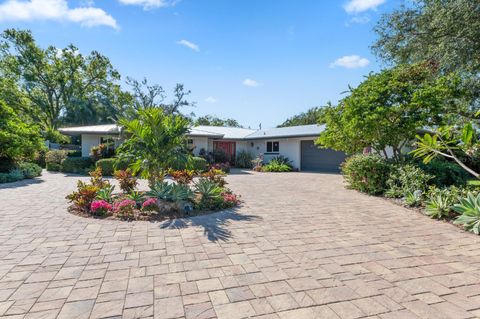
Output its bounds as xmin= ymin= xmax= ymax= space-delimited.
xmin=213 ymin=141 xmax=236 ymax=163
xmin=300 ymin=140 xmax=346 ymax=172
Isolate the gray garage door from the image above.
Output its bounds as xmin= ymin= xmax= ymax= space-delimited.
xmin=301 ymin=140 xmax=347 ymax=172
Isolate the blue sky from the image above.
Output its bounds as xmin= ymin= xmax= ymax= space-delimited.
xmin=0 ymin=0 xmax=400 ymax=128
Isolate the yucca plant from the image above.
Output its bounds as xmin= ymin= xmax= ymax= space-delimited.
xmin=425 ymin=190 xmax=452 ymax=219
xmin=453 ymin=192 xmax=480 ymax=234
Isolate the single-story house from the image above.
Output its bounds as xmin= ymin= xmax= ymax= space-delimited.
xmin=59 ymin=124 xmax=347 ymax=172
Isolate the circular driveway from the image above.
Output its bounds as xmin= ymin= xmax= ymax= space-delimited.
xmin=0 ymin=170 xmax=479 ymax=318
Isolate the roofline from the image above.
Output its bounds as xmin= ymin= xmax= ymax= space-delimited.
xmin=244 ymin=133 xmax=321 ymax=140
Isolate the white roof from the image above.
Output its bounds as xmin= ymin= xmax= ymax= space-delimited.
xmin=245 ymin=124 xmax=325 ymax=139
xmin=193 ymin=126 xmax=256 ymax=139
xmin=59 ymin=124 xmax=120 ymax=135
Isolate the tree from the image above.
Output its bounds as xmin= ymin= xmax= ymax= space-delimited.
xmin=194 ymin=115 xmax=242 ymax=127
xmin=316 ymin=64 xmax=466 ymax=160
xmin=123 ymin=77 xmax=195 ymax=119
xmin=278 ymin=107 xmax=323 ymax=127
xmin=116 ymin=108 xmax=191 ymax=185
xmin=0 ymin=100 xmax=44 ymax=171
xmin=372 ymin=0 xmax=480 ymax=114
xmin=0 ymin=29 xmax=120 ymax=130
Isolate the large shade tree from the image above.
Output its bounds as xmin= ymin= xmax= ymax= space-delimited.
xmin=316 ymin=64 xmax=467 ymax=160
xmin=194 ymin=115 xmax=242 ymax=127
xmin=278 ymin=107 xmax=323 ymax=127
xmin=0 ymin=29 xmax=121 ymax=131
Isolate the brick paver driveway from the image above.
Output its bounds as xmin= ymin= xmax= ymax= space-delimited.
xmin=1 ymin=171 xmax=480 ymax=319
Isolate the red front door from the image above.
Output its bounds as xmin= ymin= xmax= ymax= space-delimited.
xmin=213 ymin=141 xmax=236 ymax=164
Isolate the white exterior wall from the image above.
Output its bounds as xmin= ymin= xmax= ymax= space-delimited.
xmin=190 ymin=137 xmax=209 ymax=156
xmin=81 ymin=134 xmax=100 ymax=157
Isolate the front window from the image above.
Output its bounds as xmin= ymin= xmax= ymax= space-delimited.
xmin=266 ymin=141 xmax=279 ymax=153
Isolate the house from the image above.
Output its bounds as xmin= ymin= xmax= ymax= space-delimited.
xmin=59 ymin=124 xmax=347 ymax=172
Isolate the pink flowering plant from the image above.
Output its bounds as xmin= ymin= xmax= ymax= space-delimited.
xmin=114 ymin=199 xmax=136 ymax=218
xmin=141 ymin=198 xmax=158 ymax=213
xmin=221 ymin=192 xmax=240 ymax=208
xmin=90 ymin=200 xmax=113 ymax=216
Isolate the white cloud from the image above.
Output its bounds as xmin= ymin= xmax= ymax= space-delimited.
xmin=343 ymin=0 xmax=385 ymax=14
xmin=118 ymin=0 xmax=176 ymax=10
xmin=330 ymin=55 xmax=370 ymax=69
xmin=242 ymin=78 xmax=260 ymax=87
xmin=177 ymin=39 xmax=199 ymax=52
xmin=204 ymin=96 xmax=217 ymax=103
xmin=0 ymin=0 xmax=118 ymax=29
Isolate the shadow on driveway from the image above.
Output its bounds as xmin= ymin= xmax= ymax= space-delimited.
xmin=158 ymin=208 xmax=260 ymax=242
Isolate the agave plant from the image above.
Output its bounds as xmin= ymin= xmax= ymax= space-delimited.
xmin=453 ymin=192 xmax=480 ymax=234
xmin=96 ymin=185 xmax=115 ymax=203
xmin=126 ymin=190 xmax=145 ymax=204
xmin=194 ymin=178 xmax=223 ymax=209
xmin=169 ymin=183 xmax=194 ymax=202
xmin=404 ymin=190 xmax=423 ymax=207
xmin=425 ymin=190 xmax=452 ymax=219
xmin=147 ymin=181 xmax=173 ymax=200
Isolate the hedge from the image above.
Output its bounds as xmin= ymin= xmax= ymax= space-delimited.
xmin=61 ymin=157 xmax=93 ymax=174
xmin=96 ymin=158 xmax=116 ymax=176
xmin=45 ymin=150 xmax=68 ymax=171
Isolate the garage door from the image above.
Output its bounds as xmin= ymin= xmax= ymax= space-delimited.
xmin=300 ymin=140 xmax=347 ymax=172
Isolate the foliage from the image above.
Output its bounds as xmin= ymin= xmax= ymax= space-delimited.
xmin=188 ymin=157 xmax=208 ymax=173
xmin=96 ymin=185 xmax=115 ymax=203
xmin=316 ymin=64 xmax=466 ymax=159
xmin=194 ymin=178 xmax=223 ymax=210
xmin=116 ymin=108 xmax=191 ymax=184
xmin=453 ymin=192 xmax=480 ymax=234
xmin=147 ymin=181 xmax=193 ymax=203
xmin=1 ymin=29 xmax=121 ymax=130
xmin=235 ymin=150 xmax=253 ymax=168
xmin=194 ymin=115 xmax=243 ymax=127
xmin=126 ymin=191 xmax=145 ymax=206
xmin=412 ymin=124 xmax=479 ymax=179
xmin=211 ymin=162 xmax=230 ymax=173
xmin=262 ymin=158 xmax=292 ymax=172
xmin=405 ymin=190 xmax=423 ymax=207
xmin=278 ymin=107 xmax=323 ymax=127
xmin=252 ymin=155 xmax=263 ymax=172
xmin=113 ymin=199 xmax=136 ymax=218
xmin=96 ymin=158 xmax=116 ymax=176
xmin=17 ymin=162 xmax=42 ymax=179
xmin=341 ymin=154 xmax=391 ymax=195
xmin=201 ymin=168 xmax=227 ymax=187
xmin=0 ymin=170 xmax=25 ymax=183
xmin=222 ymin=192 xmax=240 ymax=208
xmin=90 ymin=144 xmax=114 ymax=161
xmin=90 ymin=200 xmax=112 ymax=216
xmin=0 ymin=101 xmax=44 ymax=167
xmin=66 ymin=181 xmax=99 ymax=212
xmin=147 ymin=181 xmax=173 ymax=200
xmin=89 ymin=167 xmax=110 ymax=189
xmin=45 ymin=150 xmax=68 ymax=171
xmin=419 ymin=159 xmax=470 ymax=187
xmin=425 ymin=191 xmax=453 ymax=219
xmin=44 ymin=129 xmax=70 ymax=144
xmin=169 ymin=169 xmax=195 ymax=185
xmin=33 ymin=149 xmax=47 ymax=168
xmin=270 ymin=156 xmax=292 ymax=168
xmin=60 ymin=157 xmax=93 ymax=174
xmin=113 ymin=169 xmax=138 ymax=193
xmin=141 ymin=198 xmax=158 ymax=213
xmin=212 ymin=149 xmax=230 ymax=164
xmin=385 ymin=164 xmax=432 ymax=198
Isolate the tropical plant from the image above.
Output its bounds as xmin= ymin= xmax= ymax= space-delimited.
xmin=201 ymin=168 xmax=227 ymax=187
xmin=405 ymin=190 xmax=423 ymax=207
xmin=147 ymin=181 xmax=173 ymax=201
xmin=341 ymin=154 xmax=391 ymax=195
xmin=45 ymin=150 xmax=68 ymax=172
xmin=169 ymin=169 xmax=195 ymax=185
xmin=96 ymin=185 xmax=115 ymax=203
xmin=418 ymin=159 xmax=470 ymax=187
xmin=141 ymin=198 xmax=158 ymax=213
xmin=90 ymin=200 xmax=113 ymax=216
xmin=194 ymin=178 xmax=223 ymax=209
xmin=116 ymin=108 xmax=191 ymax=185
xmin=385 ymin=164 xmax=432 ymax=198
xmin=425 ymin=188 xmax=455 ymax=219
xmin=96 ymin=158 xmax=116 ymax=176
xmin=169 ymin=183 xmax=194 ymax=202
xmin=113 ymin=169 xmax=138 ymax=193
xmin=89 ymin=167 xmax=110 ymax=189
xmin=453 ymin=192 xmax=480 ymax=234
xmin=262 ymin=161 xmax=292 ymax=172
xmin=113 ymin=199 xmax=136 ymax=218
xmin=188 ymin=157 xmax=208 ymax=173
xmin=66 ymin=181 xmax=99 ymax=212
xmin=212 ymin=149 xmax=230 ymax=164
xmin=222 ymin=192 xmax=240 ymax=208
xmin=278 ymin=107 xmax=323 ymax=127
xmin=235 ymin=150 xmax=253 ymax=168
xmin=126 ymin=191 xmax=145 ymax=205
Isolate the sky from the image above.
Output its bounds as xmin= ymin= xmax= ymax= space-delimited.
xmin=0 ymin=0 xmax=401 ymax=128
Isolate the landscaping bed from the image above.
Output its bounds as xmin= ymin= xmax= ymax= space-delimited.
xmin=66 ymin=166 xmax=240 ymax=222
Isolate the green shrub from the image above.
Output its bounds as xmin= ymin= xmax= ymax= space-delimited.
xmin=236 ymin=151 xmax=253 ymax=168
xmin=262 ymin=161 xmax=292 ymax=172
xmin=67 ymin=150 xmax=82 ymax=157
xmin=453 ymin=192 xmax=480 ymax=234
xmin=385 ymin=164 xmax=432 ymax=198
xmin=213 ymin=149 xmax=230 ymax=164
xmin=17 ymin=162 xmax=42 ymax=179
xmin=45 ymin=150 xmax=68 ymax=171
xmin=33 ymin=149 xmax=47 ymax=168
xmin=341 ymin=154 xmax=391 ymax=195
xmin=419 ymin=160 xmax=470 ymax=187
xmin=425 ymin=189 xmax=453 ymax=219
xmin=0 ymin=170 xmax=25 ymax=183
xmin=114 ymin=157 xmax=131 ymax=171
xmin=61 ymin=157 xmax=93 ymax=174
xmin=194 ymin=178 xmax=223 ymax=209
xmin=188 ymin=157 xmax=208 ymax=172
xmin=96 ymin=158 xmax=116 ymax=176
